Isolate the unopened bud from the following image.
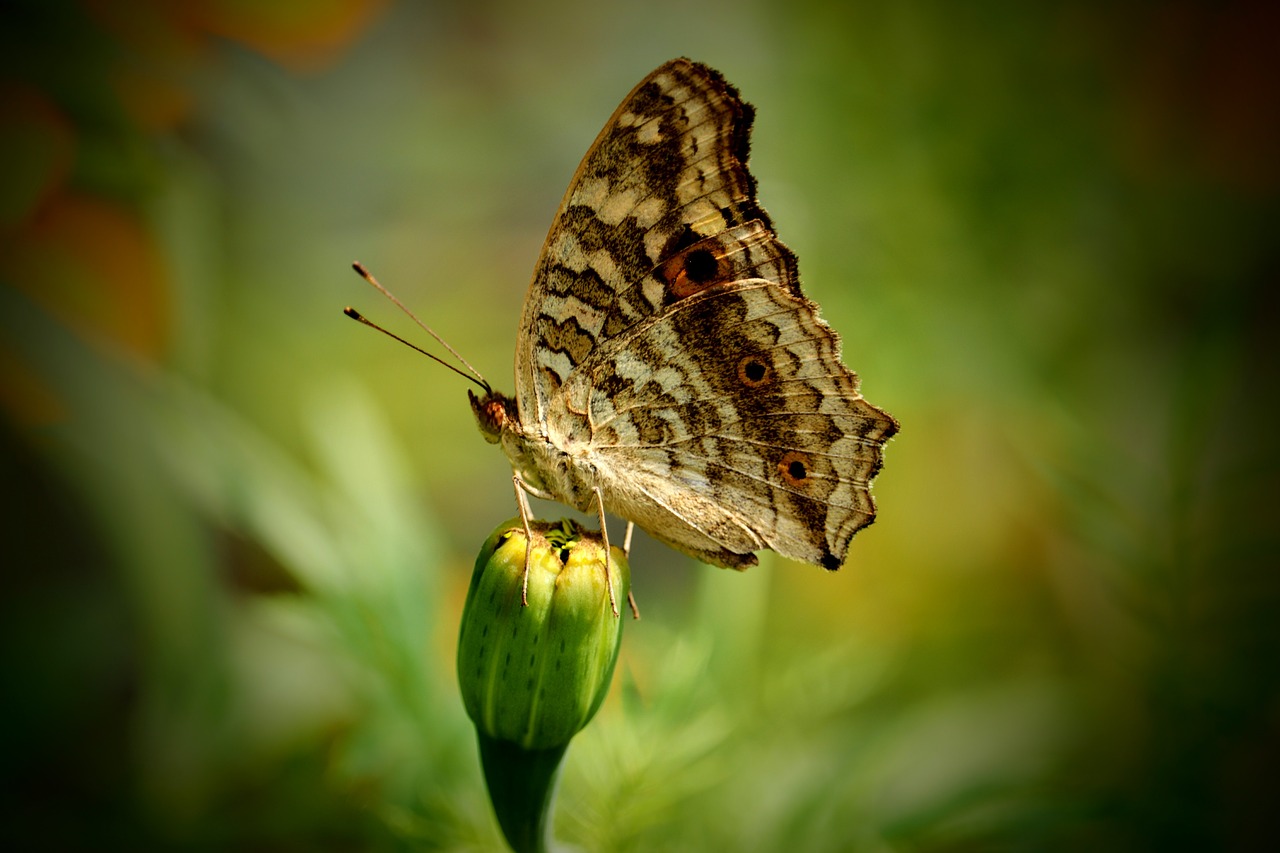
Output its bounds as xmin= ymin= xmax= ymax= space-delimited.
xmin=458 ymin=517 xmax=628 ymax=748
xmin=457 ymin=518 xmax=629 ymax=852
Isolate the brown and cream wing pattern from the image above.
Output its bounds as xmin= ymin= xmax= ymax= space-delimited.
xmin=512 ymin=57 xmax=898 ymax=569
xmin=514 ymin=58 xmax=780 ymax=434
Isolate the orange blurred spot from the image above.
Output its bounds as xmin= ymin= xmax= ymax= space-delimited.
xmin=111 ymin=65 xmax=196 ymax=132
xmin=80 ymin=0 xmax=208 ymax=131
xmin=0 ymin=83 xmax=75 ymax=229
xmin=83 ymin=0 xmax=388 ymax=117
xmin=81 ymin=0 xmax=209 ymax=69
xmin=183 ymin=0 xmax=390 ymax=73
xmin=1 ymin=194 xmax=170 ymax=363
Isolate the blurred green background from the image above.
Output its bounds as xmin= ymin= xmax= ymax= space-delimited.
xmin=2 ymin=0 xmax=1277 ymax=849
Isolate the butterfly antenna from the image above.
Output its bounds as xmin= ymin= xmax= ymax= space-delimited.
xmin=344 ymin=307 xmax=489 ymax=391
xmin=348 ymin=261 xmax=491 ymax=392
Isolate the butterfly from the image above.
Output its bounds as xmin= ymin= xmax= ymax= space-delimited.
xmin=470 ymin=57 xmax=897 ymax=603
xmin=350 ymin=58 xmax=898 ymax=616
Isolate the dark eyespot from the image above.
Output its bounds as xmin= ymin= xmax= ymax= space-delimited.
xmin=737 ymin=355 xmax=773 ymax=388
xmin=778 ymin=451 xmax=813 ymax=488
xmin=684 ymin=248 xmax=718 ymax=283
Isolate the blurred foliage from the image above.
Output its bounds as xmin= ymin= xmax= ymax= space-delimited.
xmin=1 ymin=0 xmax=1277 ymax=850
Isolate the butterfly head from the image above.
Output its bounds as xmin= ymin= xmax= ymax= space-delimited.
xmin=469 ymin=389 xmax=518 ymax=445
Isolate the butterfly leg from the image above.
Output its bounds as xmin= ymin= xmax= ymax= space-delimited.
xmin=512 ymin=473 xmax=536 ymax=607
xmin=622 ymin=521 xmax=640 ymax=620
xmin=591 ymin=485 xmax=621 ymax=618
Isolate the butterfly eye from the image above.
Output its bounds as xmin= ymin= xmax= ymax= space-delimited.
xmin=778 ymin=451 xmax=812 ymax=487
xmin=737 ymin=355 xmax=774 ymax=388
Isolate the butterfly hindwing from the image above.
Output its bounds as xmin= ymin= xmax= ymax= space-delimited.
xmin=573 ymin=271 xmax=897 ymax=569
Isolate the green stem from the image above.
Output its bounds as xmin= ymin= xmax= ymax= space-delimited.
xmin=477 ymin=732 xmax=568 ymax=853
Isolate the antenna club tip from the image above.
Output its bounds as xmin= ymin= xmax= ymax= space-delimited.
xmin=352 ymin=261 xmax=368 ymax=275
xmin=343 ymin=306 xmax=362 ymax=320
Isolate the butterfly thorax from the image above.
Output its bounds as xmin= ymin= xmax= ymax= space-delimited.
xmin=469 ymin=388 xmax=596 ymax=512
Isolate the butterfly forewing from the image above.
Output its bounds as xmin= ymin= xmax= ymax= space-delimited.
xmin=516 ymin=59 xmax=782 ymax=429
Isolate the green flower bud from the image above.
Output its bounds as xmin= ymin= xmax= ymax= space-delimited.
xmin=457 ymin=518 xmax=629 ymax=852
xmin=458 ymin=517 xmax=629 ymax=748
